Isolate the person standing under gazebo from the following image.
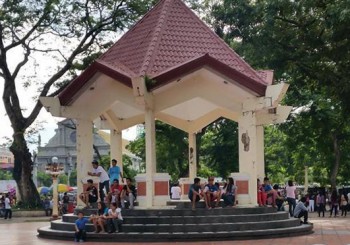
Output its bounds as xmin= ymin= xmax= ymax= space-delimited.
xmin=108 ymin=159 xmax=124 ymax=185
xmin=88 ymin=160 xmax=110 ymax=201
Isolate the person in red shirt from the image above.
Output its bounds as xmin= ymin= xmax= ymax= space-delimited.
xmin=107 ymin=179 xmax=123 ymax=205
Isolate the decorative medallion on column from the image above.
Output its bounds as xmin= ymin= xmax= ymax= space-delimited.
xmin=241 ymin=130 xmax=250 ymax=152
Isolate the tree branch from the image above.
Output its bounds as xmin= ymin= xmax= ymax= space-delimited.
xmin=25 ymin=32 xmax=99 ymax=128
xmin=5 ymin=14 xmax=48 ymax=51
xmin=12 ymin=43 xmax=31 ymax=80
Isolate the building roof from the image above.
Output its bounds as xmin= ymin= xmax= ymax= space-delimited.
xmin=59 ymin=0 xmax=269 ymax=105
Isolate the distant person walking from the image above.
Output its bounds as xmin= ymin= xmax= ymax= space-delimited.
xmin=88 ymin=160 xmax=110 ymax=201
xmin=4 ymin=193 xmax=12 ymax=220
xmin=340 ymin=192 xmax=348 ymax=217
xmin=285 ymin=180 xmax=297 ymax=217
xmin=108 ymin=159 xmax=124 ymax=185
xmin=329 ymin=190 xmax=339 ymax=217
xmin=316 ymin=190 xmax=326 ymax=217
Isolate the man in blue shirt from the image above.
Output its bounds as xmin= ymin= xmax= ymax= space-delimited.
xmin=203 ymin=177 xmax=221 ymax=209
xmin=75 ymin=211 xmax=89 ymax=242
xmin=108 ymin=159 xmax=124 ymax=185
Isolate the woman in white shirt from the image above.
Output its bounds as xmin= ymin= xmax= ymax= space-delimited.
xmin=171 ymin=183 xmax=181 ymax=200
xmin=105 ymin=202 xmax=123 ymax=233
xmin=285 ymin=180 xmax=297 ymax=217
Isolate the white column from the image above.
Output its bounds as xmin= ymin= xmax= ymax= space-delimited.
xmin=76 ymin=119 xmax=93 ymax=207
xmin=188 ymin=133 xmax=197 ymax=180
xmin=145 ymin=108 xmax=156 ymax=208
xmin=52 ymin=177 xmax=59 ymax=218
xmin=238 ymin=111 xmax=259 ymax=205
xmin=256 ymin=126 xmax=265 ymax=180
xmin=110 ymin=129 xmax=123 ymax=175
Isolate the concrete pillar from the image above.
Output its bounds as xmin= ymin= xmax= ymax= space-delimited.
xmin=52 ymin=177 xmax=59 ymax=219
xmin=188 ymin=133 xmax=197 ymax=180
xmin=76 ymin=119 xmax=93 ymax=207
xmin=145 ymin=108 xmax=156 ymax=208
xmin=110 ymin=129 xmax=123 ymax=175
xmin=237 ymin=111 xmax=261 ymax=205
xmin=256 ymin=126 xmax=265 ymax=180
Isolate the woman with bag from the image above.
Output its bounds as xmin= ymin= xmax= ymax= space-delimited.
xmin=222 ymin=177 xmax=237 ymax=207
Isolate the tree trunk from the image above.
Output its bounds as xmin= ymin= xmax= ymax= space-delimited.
xmin=330 ymin=134 xmax=341 ymax=190
xmin=10 ymin=132 xmax=41 ymax=208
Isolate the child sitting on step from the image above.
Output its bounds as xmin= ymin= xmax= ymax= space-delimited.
xmin=75 ymin=211 xmax=89 ymax=242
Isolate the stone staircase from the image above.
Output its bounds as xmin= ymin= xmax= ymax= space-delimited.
xmin=37 ymin=203 xmax=313 ymax=242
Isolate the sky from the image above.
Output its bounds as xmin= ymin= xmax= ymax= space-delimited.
xmin=0 ymin=31 xmax=137 ymax=152
xmin=0 ymin=70 xmax=137 ymax=152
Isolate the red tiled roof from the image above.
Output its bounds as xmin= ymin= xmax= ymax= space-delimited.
xmin=100 ymin=0 xmax=265 ymax=82
xmin=59 ymin=0 xmax=269 ymax=105
xmin=256 ymin=70 xmax=274 ymax=85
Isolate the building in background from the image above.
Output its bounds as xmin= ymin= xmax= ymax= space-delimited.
xmin=36 ymin=119 xmax=142 ymax=175
xmin=0 ymin=148 xmax=14 ymax=170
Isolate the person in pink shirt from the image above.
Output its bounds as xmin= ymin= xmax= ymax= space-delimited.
xmin=285 ymin=180 xmax=297 ymax=217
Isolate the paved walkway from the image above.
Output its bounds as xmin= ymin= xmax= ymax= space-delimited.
xmin=0 ymin=212 xmax=350 ymax=245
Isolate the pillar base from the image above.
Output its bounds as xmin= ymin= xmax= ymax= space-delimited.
xmin=51 ymin=214 xmax=59 ymax=221
xmin=135 ymin=173 xmax=170 ymax=207
xmin=230 ymin=173 xmax=256 ymax=205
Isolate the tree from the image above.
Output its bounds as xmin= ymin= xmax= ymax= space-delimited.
xmin=0 ymin=170 xmax=12 ymax=180
xmin=208 ymin=0 xmax=350 ymax=189
xmin=0 ymin=0 xmax=155 ymax=207
xmin=127 ymin=119 xmax=239 ymax=181
xmin=37 ymin=171 xmax=52 ymax=187
xmin=127 ymin=121 xmax=189 ymax=181
xmin=198 ymin=118 xmax=239 ymax=178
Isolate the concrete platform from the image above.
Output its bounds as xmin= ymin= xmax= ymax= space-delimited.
xmin=37 ymin=206 xmax=313 ymax=242
xmin=0 ymin=212 xmax=348 ymax=245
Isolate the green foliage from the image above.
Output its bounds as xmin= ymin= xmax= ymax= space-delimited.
xmin=37 ymin=171 xmax=52 ymax=187
xmin=58 ymin=174 xmax=68 ymax=184
xmin=198 ymin=118 xmax=239 ymax=178
xmin=0 ymin=0 xmax=156 ymax=207
xmin=99 ymin=154 xmax=139 ymax=181
xmin=69 ymin=170 xmax=77 ymax=186
xmin=0 ymin=170 xmax=13 ymax=180
xmin=208 ymin=0 xmax=350 ymax=187
xmin=128 ymin=122 xmax=189 ymax=181
xmin=127 ymin=119 xmax=239 ymax=181
xmin=99 ymin=155 xmax=111 ymax=171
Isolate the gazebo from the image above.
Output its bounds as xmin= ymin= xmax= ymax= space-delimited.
xmin=40 ymin=0 xmax=291 ymax=208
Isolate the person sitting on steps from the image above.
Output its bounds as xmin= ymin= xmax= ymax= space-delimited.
xmin=107 ymin=179 xmax=123 ymax=206
xmin=263 ymin=177 xmax=277 ymax=208
xmin=222 ymin=177 xmax=237 ymax=207
xmin=294 ymin=197 xmax=309 ymax=224
xmin=120 ymin=178 xmax=136 ymax=209
xmin=79 ymin=179 xmax=98 ymax=208
xmin=90 ymin=202 xmax=108 ymax=233
xmin=188 ymin=177 xmax=202 ymax=210
xmin=105 ymin=202 xmax=123 ymax=233
xmin=257 ymin=178 xmax=267 ymax=207
xmin=203 ymin=177 xmax=221 ymax=209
